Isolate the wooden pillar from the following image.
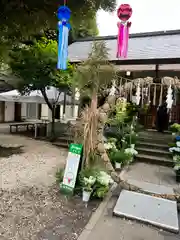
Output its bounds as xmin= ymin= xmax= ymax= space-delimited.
xmin=155 ymin=64 xmax=159 ymax=81
xmin=151 ymin=64 xmax=159 ymax=128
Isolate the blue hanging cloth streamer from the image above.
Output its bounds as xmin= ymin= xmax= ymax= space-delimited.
xmin=57 ymin=6 xmax=71 ymax=70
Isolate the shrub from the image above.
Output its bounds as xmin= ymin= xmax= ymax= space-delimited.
xmin=55 ymin=168 xmax=64 ymax=183
xmin=125 ymin=133 xmax=137 ymax=145
xmin=170 ymin=123 xmax=180 ymax=133
xmin=109 ymin=150 xmax=131 ymax=165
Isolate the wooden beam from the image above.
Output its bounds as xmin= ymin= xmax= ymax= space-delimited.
xmin=70 ymin=58 xmax=180 ymax=66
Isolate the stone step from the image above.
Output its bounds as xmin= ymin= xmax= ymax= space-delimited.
xmin=136 ymin=141 xmax=169 ymax=151
xmin=57 ymin=135 xmax=72 ymax=142
xmin=138 ymin=136 xmax=171 ymax=145
xmin=135 ymin=153 xmax=174 ymax=167
xmin=139 ymin=133 xmax=172 ymax=140
xmin=52 ymin=141 xmax=69 ymax=148
xmin=139 ymin=132 xmax=172 ymax=140
xmin=136 ymin=147 xmax=171 ymax=158
xmin=126 ymin=179 xmax=174 ymax=195
xmin=146 ymin=129 xmax=171 ymax=135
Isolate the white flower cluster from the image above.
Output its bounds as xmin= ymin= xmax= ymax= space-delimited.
xmin=173 ymin=155 xmax=180 ymax=162
xmin=125 ymin=147 xmax=138 ymax=156
xmin=170 ymin=147 xmax=180 ymax=153
xmin=104 ymin=142 xmax=117 ymax=150
xmin=84 ymin=176 xmax=96 ymax=186
xmin=97 ymin=171 xmax=114 ymax=186
xmin=169 ymin=141 xmax=180 ymax=153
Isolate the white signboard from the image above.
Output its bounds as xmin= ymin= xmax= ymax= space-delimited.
xmin=60 ymin=143 xmax=83 ymax=194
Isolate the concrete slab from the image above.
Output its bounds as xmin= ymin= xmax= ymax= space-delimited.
xmin=127 ymin=179 xmax=174 ymax=195
xmin=113 ymin=190 xmax=179 ymax=233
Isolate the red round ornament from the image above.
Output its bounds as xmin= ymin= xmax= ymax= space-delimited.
xmin=117 ymin=4 xmax=132 ymax=22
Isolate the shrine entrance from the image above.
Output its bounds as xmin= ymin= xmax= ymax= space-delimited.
xmin=119 ymin=76 xmax=180 ymax=129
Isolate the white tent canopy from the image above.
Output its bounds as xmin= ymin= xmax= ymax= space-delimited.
xmin=0 ymin=87 xmax=72 ymax=104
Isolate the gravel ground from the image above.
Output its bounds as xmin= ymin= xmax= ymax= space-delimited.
xmin=0 ymin=134 xmax=67 ymax=190
xmin=0 ymin=133 xmax=98 ymax=240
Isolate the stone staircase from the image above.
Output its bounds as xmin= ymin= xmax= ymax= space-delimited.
xmin=136 ymin=130 xmax=173 ymax=167
xmin=52 ymin=134 xmax=72 ymax=148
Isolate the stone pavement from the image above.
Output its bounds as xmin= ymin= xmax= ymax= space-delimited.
xmin=78 ymin=163 xmax=180 ymax=240
xmin=122 ymin=162 xmax=180 ymax=189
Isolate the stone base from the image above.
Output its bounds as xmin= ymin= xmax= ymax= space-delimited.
xmin=113 ymin=190 xmax=179 ymax=233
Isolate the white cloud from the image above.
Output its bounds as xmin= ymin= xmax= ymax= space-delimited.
xmin=97 ymin=0 xmax=180 ymax=36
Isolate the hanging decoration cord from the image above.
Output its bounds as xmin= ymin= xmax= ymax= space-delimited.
xmin=141 ymin=82 xmax=144 ymax=107
xmin=148 ymin=84 xmax=151 ymax=104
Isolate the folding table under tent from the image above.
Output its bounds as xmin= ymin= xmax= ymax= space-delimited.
xmin=0 ymin=87 xmax=70 ymax=104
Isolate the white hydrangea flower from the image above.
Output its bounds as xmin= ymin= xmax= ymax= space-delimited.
xmin=97 ymin=171 xmax=114 ymax=186
xmin=125 ymin=148 xmax=138 ymax=156
xmin=84 ymin=176 xmax=96 ymax=186
xmin=169 ymin=147 xmax=180 ymax=153
xmin=104 ymin=142 xmax=117 ymax=150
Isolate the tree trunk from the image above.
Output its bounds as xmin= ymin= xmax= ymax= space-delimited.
xmin=40 ymin=88 xmax=52 ymax=111
xmin=96 ymin=95 xmax=120 ymax=182
xmin=63 ymin=92 xmax=67 ymax=118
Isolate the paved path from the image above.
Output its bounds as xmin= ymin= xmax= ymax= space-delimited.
xmin=81 ymin=193 xmax=180 ymax=240
xmin=79 ymin=163 xmax=180 ymax=240
xmin=123 ymin=162 xmax=180 ymax=190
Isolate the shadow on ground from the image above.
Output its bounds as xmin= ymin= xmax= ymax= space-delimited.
xmin=0 ymin=145 xmax=24 ymax=158
xmin=0 ymin=185 xmax=99 ymax=240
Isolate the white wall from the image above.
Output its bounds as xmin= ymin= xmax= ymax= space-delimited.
xmin=60 ymin=105 xmax=79 ymax=119
xmin=41 ymin=103 xmax=79 ymax=121
xmin=5 ymin=102 xmax=14 ymax=122
xmin=21 ymin=102 xmax=27 ymax=119
xmin=0 ymin=102 xmax=4 ymax=122
xmin=41 ymin=104 xmax=51 ymax=120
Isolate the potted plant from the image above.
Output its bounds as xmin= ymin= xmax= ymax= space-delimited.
xmin=173 ymin=155 xmax=180 ymax=182
xmin=82 ymin=176 xmax=96 ymax=202
xmin=109 ymin=150 xmax=131 ymax=169
xmin=93 ymin=171 xmax=114 ymax=199
xmin=170 ymin=123 xmax=180 ymax=136
xmin=125 ymin=147 xmax=138 ymax=163
xmin=125 ymin=133 xmax=137 ymax=149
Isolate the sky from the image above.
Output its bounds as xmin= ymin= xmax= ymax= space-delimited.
xmin=97 ymin=0 xmax=180 ymax=36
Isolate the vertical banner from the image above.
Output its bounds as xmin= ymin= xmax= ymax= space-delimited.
xmin=60 ymin=143 xmax=83 ymax=194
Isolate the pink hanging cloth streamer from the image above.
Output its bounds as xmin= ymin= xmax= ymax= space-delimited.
xmin=116 ymin=4 xmax=132 ymax=59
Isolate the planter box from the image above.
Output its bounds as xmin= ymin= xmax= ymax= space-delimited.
xmin=115 ymin=162 xmax=122 ymax=170
xmin=82 ymin=190 xmax=91 ymax=202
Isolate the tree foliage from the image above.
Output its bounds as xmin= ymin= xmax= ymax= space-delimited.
xmin=9 ymin=38 xmax=73 ymax=110
xmin=0 ymin=0 xmax=115 ymax=43
xmin=0 ymin=0 xmax=113 ymax=62
xmin=74 ymin=41 xmax=116 ymax=109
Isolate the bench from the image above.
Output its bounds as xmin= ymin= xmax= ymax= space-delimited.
xmin=9 ymin=122 xmax=48 ymax=138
